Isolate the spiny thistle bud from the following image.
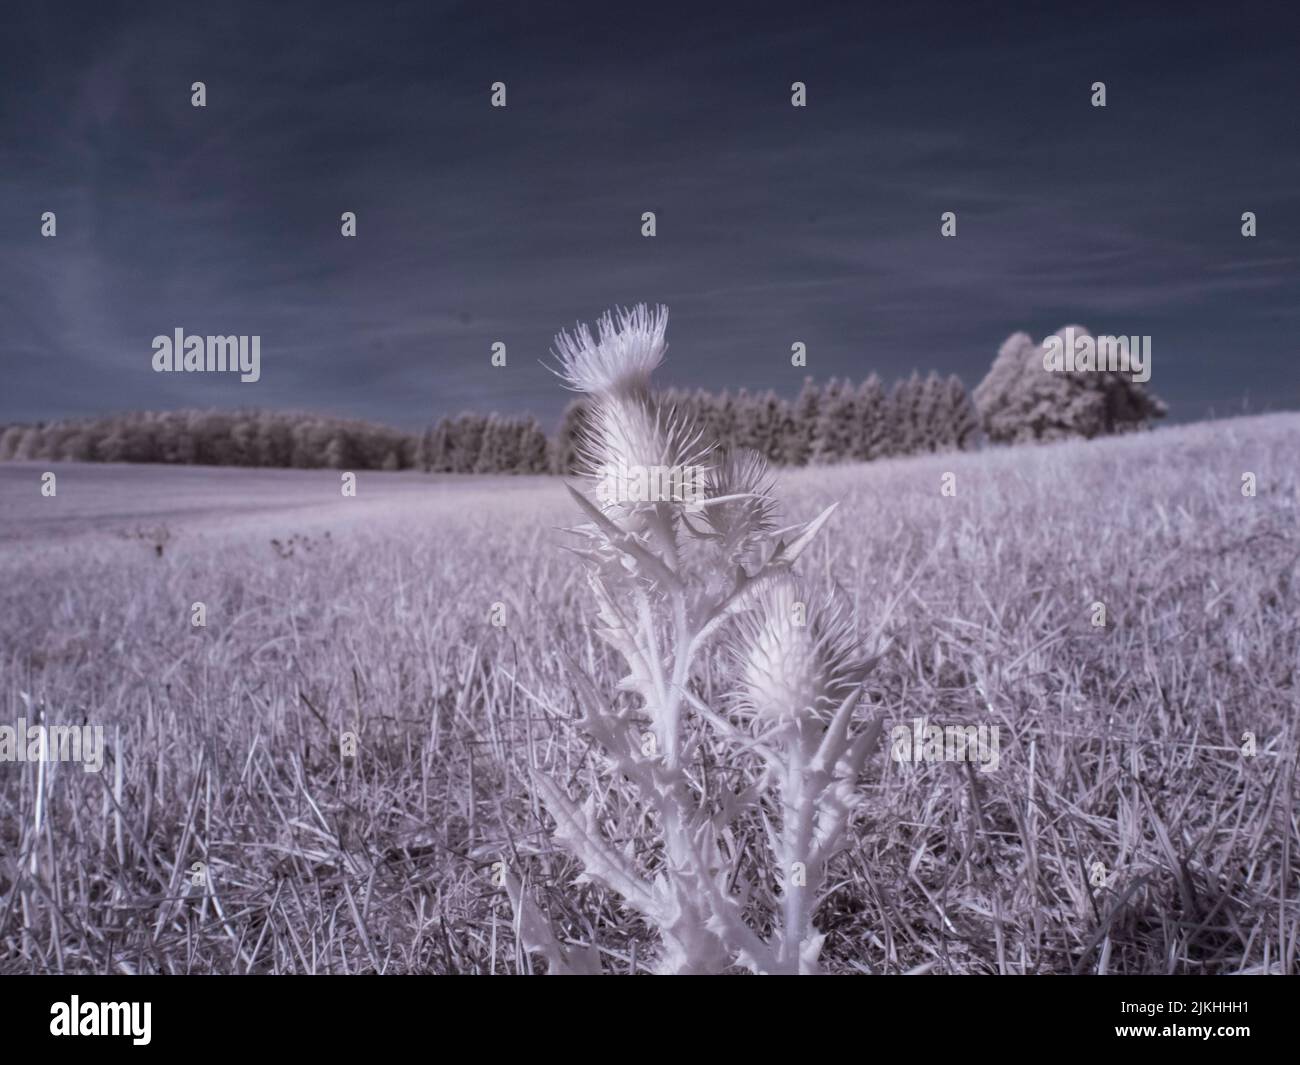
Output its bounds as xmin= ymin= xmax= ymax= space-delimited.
xmin=732 ymin=580 xmax=865 ymax=725
xmin=550 ymin=304 xmax=668 ymax=400
xmin=701 ymin=448 xmax=779 ymax=566
xmin=583 ymin=395 xmax=711 ymax=511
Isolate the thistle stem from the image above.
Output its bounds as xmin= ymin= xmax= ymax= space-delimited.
xmin=779 ymin=722 xmax=817 ymax=974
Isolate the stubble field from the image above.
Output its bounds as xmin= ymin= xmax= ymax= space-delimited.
xmin=1 ymin=412 xmax=1297 ymax=974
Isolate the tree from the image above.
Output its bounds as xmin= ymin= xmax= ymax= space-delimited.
xmin=517 ymin=417 xmax=550 ymax=473
xmin=788 ymin=377 xmax=821 ymax=466
xmin=974 ymin=326 xmax=1167 ymax=443
xmin=473 ymin=415 xmax=504 ymax=473
xmin=428 ymin=419 xmax=453 ymax=471
xmin=851 ymin=374 xmax=890 ymax=461
xmin=290 ymin=420 xmax=321 ymax=468
xmin=94 ymin=429 xmax=128 ymax=463
xmin=449 ymin=413 xmax=486 ymax=473
xmin=731 ymin=389 xmax=760 ymax=453
xmin=324 ymin=434 xmax=351 ymax=470
xmin=713 ymin=390 xmax=739 ymax=455
xmin=913 ymin=371 xmax=947 ymax=453
xmin=889 ymin=372 xmax=924 ymax=456
xmin=551 ymin=399 xmax=591 ymax=475
xmin=0 ymin=426 xmax=24 ymax=460
xmin=812 ymin=378 xmax=858 ymax=463
xmin=414 ymin=428 xmax=433 ymax=472
xmin=941 ymin=374 xmax=981 ymax=451
xmin=768 ymin=393 xmax=799 ymax=467
xmin=689 ymin=388 xmax=718 ymax=447
xmin=755 ymin=390 xmax=791 ymax=463
xmin=255 ymin=412 xmax=292 ymax=467
xmin=59 ymin=432 xmax=95 ymax=461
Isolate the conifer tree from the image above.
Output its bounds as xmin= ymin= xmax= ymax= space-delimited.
xmin=852 ymin=374 xmax=890 ymax=461
xmin=914 ymin=371 xmax=947 ymax=452
xmin=789 ymin=377 xmax=821 ymax=466
xmin=812 ymin=377 xmax=859 ymax=463
xmin=888 ymin=373 xmax=920 ymax=456
xmin=942 ymin=374 xmax=981 ymax=451
xmin=551 ymin=398 xmax=591 ymax=475
xmin=517 ymin=417 xmax=550 ymax=473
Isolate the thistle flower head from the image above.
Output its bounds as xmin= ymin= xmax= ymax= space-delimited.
xmin=565 ymin=391 xmax=712 ymax=528
xmin=550 ymin=304 xmax=668 ymax=399
xmin=731 ymin=580 xmax=865 ymax=725
xmin=700 ymin=448 xmax=779 ymax=563
xmin=581 ymin=395 xmax=703 ymax=475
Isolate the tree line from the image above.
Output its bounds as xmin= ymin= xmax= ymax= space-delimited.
xmin=1 ymin=373 xmax=978 ymax=474
xmin=1 ymin=326 xmax=1166 ymax=473
xmin=0 ymin=409 xmax=421 ymax=470
xmin=552 ymin=372 xmax=980 ymax=474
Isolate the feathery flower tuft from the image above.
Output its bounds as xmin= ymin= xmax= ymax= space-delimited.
xmin=550 ymin=304 xmax=669 ymax=398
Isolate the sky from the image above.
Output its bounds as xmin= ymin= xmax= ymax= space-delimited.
xmin=1 ymin=0 xmax=1297 ymax=431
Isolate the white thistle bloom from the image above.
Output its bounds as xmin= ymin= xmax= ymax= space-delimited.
xmin=550 ymin=304 xmax=668 ymax=399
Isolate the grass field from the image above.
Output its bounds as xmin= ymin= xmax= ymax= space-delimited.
xmin=1 ymin=412 xmax=1297 ymax=974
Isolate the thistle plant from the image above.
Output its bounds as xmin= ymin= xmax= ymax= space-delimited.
xmin=521 ymin=304 xmax=881 ymax=974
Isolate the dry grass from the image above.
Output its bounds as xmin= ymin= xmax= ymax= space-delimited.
xmin=1 ymin=412 xmax=1297 ymax=973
